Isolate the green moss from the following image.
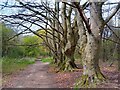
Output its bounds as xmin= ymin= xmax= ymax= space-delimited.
xmin=57 ymin=59 xmax=75 ymax=72
xmin=74 ymin=73 xmax=106 ymax=88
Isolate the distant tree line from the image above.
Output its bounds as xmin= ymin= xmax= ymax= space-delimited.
xmin=1 ymin=23 xmax=49 ymax=58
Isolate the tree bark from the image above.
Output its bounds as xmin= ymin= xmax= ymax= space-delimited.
xmin=79 ymin=33 xmax=105 ymax=87
xmin=75 ymin=2 xmax=106 ymax=87
xmin=59 ymin=5 xmax=79 ymax=71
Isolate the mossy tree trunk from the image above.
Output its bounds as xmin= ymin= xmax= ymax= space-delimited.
xmin=59 ymin=5 xmax=79 ymax=71
xmin=117 ymin=15 xmax=120 ymax=71
xmin=74 ymin=2 xmax=120 ymax=87
xmin=77 ymin=33 xmax=106 ymax=87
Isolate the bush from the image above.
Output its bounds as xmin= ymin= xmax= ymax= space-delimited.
xmin=7 ymin=46 xmax=24 ymax=58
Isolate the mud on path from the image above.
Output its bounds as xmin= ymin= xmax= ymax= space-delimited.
xmin=3 ymin=61 xmax=57 ymax=88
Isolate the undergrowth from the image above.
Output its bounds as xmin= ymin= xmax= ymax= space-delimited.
xmin=41 ymin=57 xmax=53 ymax=63
xmin=1 ymin=57 xmax=35 ymax=76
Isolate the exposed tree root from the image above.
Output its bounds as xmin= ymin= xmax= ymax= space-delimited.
xmin=75 ymin=72 xmax=106 ymax=88
xmin=56 ymin=60 xmax=78 ymax=72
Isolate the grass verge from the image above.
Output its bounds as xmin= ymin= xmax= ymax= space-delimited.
xmin=41 ymin=57 xmax=53 ymax=63
xmin=1 ymin=57 xmax=35 ymax=76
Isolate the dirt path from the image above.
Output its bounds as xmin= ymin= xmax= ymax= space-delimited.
xmin=3 ymin=61 xmax=57 ymax=88
xmin=2 ymin=61 xmax=119 ymax=88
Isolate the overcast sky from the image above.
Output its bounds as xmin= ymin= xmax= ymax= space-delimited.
xmin=0 ymin=0 xmax=119 ymax=15
xmin=0 ymin=0 xmax=119 ymax=34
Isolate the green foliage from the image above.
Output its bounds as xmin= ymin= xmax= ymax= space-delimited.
xmin=22 ymin=35 xmax=49 ymax=57
xmin=7 ymin=46 xmax=24 ymax=58
xmin=73 ymin=84 xmax=79 ymax=90
xmin=41 ymin=57 xmax=53 ymax=63
xmin=22 ymin=35 xmax=41 ymax=57
xmin=101 ymin=40 xmax=118 ymax=62
xmin=1 ymin=23 xmax=22 ymax=57
xmin=1 ymin=23 xmax=49 ymax=58
xmin=22 ymin=35 xmax=40 ymax=57
xmin=2 ymin=57 xmax=35 ymax=76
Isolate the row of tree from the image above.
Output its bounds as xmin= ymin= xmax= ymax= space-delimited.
xmin=0 ymin=0 xmax=119 ymax=87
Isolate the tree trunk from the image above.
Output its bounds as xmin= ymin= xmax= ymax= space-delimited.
xmin=117 ymin=15 xmax=120 ymax=71
xmin=63 ymin=46 xmax=78 ymax=70
xmin=117 ymin=39 xmax=120 ymax=71
xmin=58 ymin=44 xmax=78 ymax=71
xmin=77 ymin=33 xmax=105 ymax=87
xmin=58 ymin=6 xmax=79 ymax=71
xmin=75 ymin=2 xmax=106 ymax=87
xmin=51 ymin=2 xmax=60 ymax=64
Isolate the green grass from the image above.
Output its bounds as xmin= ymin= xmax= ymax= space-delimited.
xmin=41 ymin=57 xmax=53 ymax=63
xmin=1 ymin=57 xmax=35 ymax=76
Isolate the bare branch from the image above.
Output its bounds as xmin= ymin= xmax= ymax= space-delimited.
xmin=106 ymin=24 xmax=120 ymax=40
xmin=5 ymin=43 xmax=44 ymax=46
xmin=73 ymin=2 xmax=92 ymax=34
xmin=104 ymin=2 xmax=120 ymax=25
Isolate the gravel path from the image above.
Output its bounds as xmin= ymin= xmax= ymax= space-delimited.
xmin=3 ymin=61 xmax=57 ymax=88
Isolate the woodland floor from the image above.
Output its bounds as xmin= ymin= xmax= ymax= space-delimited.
xmin=2 ymin=60 xmax=119 ymax=89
